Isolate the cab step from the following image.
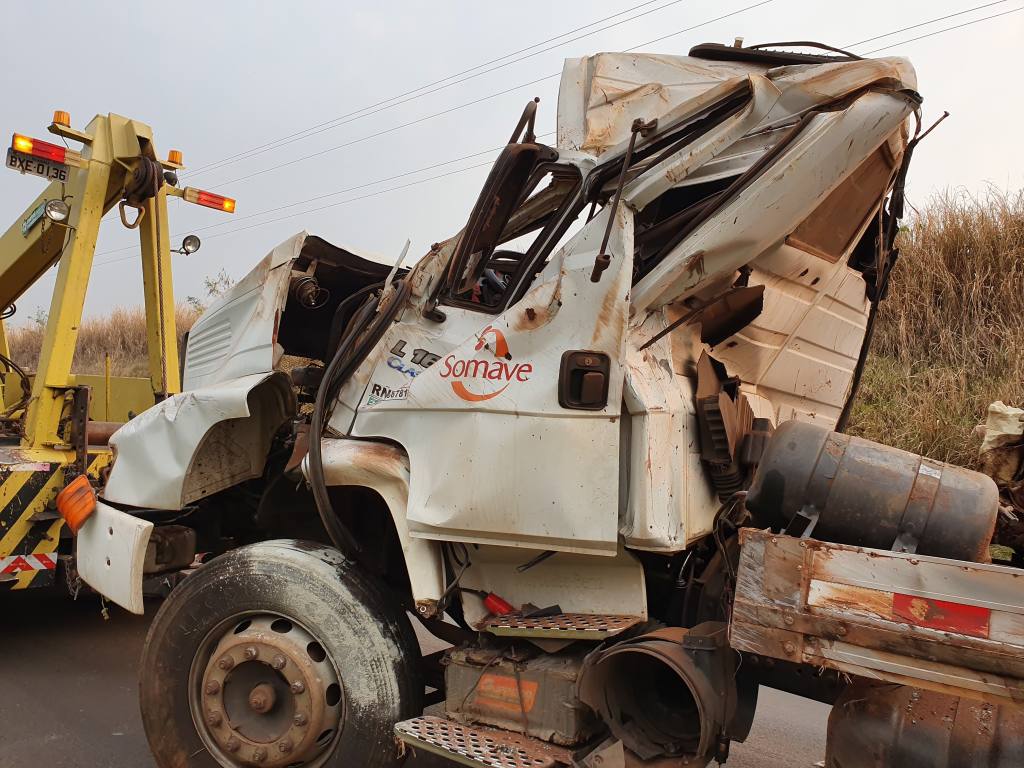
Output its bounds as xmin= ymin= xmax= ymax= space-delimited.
xmin=395 ymin=715 xmax=573 ymax=767
xmin=482 ymin=612 xmax=642 ymax=640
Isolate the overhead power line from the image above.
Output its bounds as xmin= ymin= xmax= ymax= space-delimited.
xmin=185 ymin=0 xmax=689 ymax=178
xmin=203 ymin=0 xmax=775 ymax=189
xmin=95 ymin=1 xmax=1011 ymax=267
xmin=859 ymin=5 xmax=1023 ymax=54
xmin=93 ymin=138 xmax=544 ymax=258
xmin=94 ymin=160 xmax=496 ymax=269
xmin=844 ymin=0 xmax=1010 ymax=47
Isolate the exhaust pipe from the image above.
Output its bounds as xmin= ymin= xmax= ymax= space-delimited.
xmin=579 ymin=623 xmax=755 ymax=765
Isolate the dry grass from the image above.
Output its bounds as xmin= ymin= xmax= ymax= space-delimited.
xmin=7 ymin=304 xmax=199 ymax=378
xmin=847 ymin=188 xmax=1024 ymax=467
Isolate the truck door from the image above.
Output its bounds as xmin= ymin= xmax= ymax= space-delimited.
xmin=353 ymin=144 xmax=632 ymax=555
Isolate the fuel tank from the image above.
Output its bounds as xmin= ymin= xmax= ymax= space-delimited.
xmin=745 ymin=420 xmax=998 ymax=562
xmin=827 ymin=683 xmax=1024 ymax=768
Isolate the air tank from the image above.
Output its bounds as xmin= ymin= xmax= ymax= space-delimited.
xmin=745 ymin=420 xmax=998 ymax=563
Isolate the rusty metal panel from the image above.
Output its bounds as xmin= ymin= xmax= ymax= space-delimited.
xmin=732 ymin=530 xmax=1024 ymax=707
xmin=807 ymin=541 xmax=1024 ymax=614
xmin=395 ymin=716 xmax=573 ymax=768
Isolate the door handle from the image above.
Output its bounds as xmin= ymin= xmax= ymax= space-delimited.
xmin=558 ymin=351 xmax=610 ymax=410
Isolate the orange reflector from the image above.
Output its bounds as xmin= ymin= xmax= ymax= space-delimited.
xmin=55 ymin=474 xmax=97 ymax=534
xmin=52 ymin=110 xmax=71 ymax=127
xmin=12 ymin=133 xmax=67 ymax=164
xmin=183 ymin=186 xmax=236 ymax=213
xmin=167 ymin=149 xmax=182 ymax=165
xmin=892 ymin=593 xmax=991 ymax=639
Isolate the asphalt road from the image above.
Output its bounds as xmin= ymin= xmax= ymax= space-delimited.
xmin=0 ymin=589 xmax=830 ymax=767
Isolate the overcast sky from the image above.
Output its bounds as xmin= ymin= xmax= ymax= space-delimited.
xmin=2 ymin=0 xmax=1021 ymax=320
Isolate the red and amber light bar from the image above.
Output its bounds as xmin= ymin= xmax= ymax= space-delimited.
xmin=12 ymin=132 xmax=67 ymax=164
xmin=183 ymin=186 xmax=236 ymax=213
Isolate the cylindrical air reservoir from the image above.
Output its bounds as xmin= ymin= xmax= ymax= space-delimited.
xmin=745 ymin=420 xmax=998 ymax=563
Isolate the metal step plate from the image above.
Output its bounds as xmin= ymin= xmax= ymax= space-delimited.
xmin=395 ymin=716 xmax=572 ymax=767
xmin=482 ymin=612 xmax=642 ymax=640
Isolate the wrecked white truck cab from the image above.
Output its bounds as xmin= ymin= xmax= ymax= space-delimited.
xmin=81 ymin=42 xmax=1024 ymax=768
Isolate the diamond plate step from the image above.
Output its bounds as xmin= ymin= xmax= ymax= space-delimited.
xmin=395 ymin=716 xmax=572 ymax=767
xmin=482 ymin=612 xmax=643 ymax=640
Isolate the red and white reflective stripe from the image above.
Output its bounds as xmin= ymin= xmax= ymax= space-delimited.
xmin=808 ymin=580 xmax=996 ymax=640
xmin=892 ymin=593 xmax=991 ymax=639
xmin=0 ymin=553 xmax=58 ymax=575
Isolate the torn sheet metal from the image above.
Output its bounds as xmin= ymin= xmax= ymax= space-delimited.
xmin=104 ymin=372 xmax=294 ymax=509
xmin=308 ymin=437 xmax=445 ymax=604
xmin=730 ymin=529 xmax=1024 ymax=707
xmin=183 ymin=232 xmax=394 ymax=390
xmin=557 ymin=52 xmax=915 ymax=157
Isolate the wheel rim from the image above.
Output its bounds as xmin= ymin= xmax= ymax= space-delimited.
xmin=190 ymin=613 xmax=344 ymax=767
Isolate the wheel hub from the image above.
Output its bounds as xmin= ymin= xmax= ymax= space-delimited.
xmin=196 ymin=615 xmax=343 ymax=767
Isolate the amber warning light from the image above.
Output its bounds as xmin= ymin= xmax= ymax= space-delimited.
xmin=11 ymin=133 xmax=66 ymax=164
xmin=183 ymin=187 xmax=236 ymax=213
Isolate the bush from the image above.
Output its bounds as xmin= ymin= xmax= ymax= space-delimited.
xmin=7 ymin=304 xmax=199 ymax=378
xmin=847 ymin=188 xmax=1024 ymax=467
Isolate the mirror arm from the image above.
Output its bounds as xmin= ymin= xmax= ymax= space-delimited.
xmin=591 ymin=117 xmax=657 ymax=283
xmin=508 ymin=97 xmax=541 ymax=145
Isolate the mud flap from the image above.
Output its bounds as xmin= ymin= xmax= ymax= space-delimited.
xmin=76 ymin=500 xmax=154 ymax=614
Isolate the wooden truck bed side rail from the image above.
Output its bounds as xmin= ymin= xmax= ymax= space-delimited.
xmin=730 ymin=528 xmax=1024 ymax=706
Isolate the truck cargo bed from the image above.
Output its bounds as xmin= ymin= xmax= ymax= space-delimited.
xmin=730 ymin=528 xmax=1024 ymax=705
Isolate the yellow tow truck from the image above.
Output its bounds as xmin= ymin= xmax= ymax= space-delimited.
xmin=0 ymin=111 xmax=234 ymax=591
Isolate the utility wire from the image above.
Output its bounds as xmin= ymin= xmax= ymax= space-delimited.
xmin=96 ymin=1 xmax=1013 ymax=265
xmin=94 ymin=137 xmax=551 ymax=257
xmin=185 ymin=0 xmax=686 ymax=178
xmin=844 ymin=0 xmax=1009 ymax=46
xmin=93 ymin=160 xmax=496 ymax=268
xmin=201 ymin=0 xmax=774 ymax=189
xmin=859 ymin=5 xmax=1022 ymax=54
xmin=93 ymin=0 xmax=774 ymax=264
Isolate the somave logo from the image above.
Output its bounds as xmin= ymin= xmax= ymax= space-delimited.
xmin=440 ymin=325 xmax=533 ymax=402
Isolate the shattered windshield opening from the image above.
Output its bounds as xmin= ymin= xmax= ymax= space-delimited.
xmin=448 ymin=163 xmax=581 ymax=311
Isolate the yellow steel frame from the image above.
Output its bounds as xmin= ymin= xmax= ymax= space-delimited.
xmin=0 ymin=113 xmax=181 ymax=449
xmin=1 ymin=114 xmax=185 ymax=590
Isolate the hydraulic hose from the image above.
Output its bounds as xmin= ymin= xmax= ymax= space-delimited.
xmin=307 ymin=279 xmax=412 ymax=557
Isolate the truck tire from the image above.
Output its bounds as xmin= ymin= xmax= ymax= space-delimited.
xmin=139 ymin=539 xmax=422 ymax=768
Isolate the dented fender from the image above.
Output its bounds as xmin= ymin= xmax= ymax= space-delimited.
xmin=104 ymin=372 xmax=294 ymax=510
xmin=302 ymin=438 xmax=445 ymax=607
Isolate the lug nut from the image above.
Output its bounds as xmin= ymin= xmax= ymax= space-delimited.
xmin=244 ymin=646 xmax=259 ymax=660
xmin=290 ymin=681 xmax=305 ymax=694
xmin=252 ymin=747 xmax=267 ymax=763
xmin=293 ymin=713 xmax=308 ymax=727
xmin=225 ymin=737 xmax=240 ymax=753
xmin=218 ymin=656 xmax=235 ymax=671
xmin=207 ymin=711 xmax=223 ymax=727
xmin=205 ymin=680 xmax=221 ymax=695
xmin=271 ymin=654 xmax=287 ymax=671
xmin=278 ymin=740 xmax=293 ymax=754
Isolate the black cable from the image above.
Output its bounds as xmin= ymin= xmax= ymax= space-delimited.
xmin=307 ymin=279 xmax=412 ymax=556
xmin=187 ymin=0 xmax=775 ymax=190
xmin=0 ymin=352 xmax=32 ymax=415
xmin=845 ymin=0 xmax=1010 ymax=47
xmin=308 ymin=294 xmax=380 ymax=555
xmin=859 ymin=5 xmax=1023 ymax=54
xmin=184 ymin=0 xmax=686 ymax=179
xmin=94 ymin=2 xmax=1003 ymax=268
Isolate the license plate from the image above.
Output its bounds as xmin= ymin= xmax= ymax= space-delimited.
xmin=6 ymin=147 xmax=69 ymax=182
